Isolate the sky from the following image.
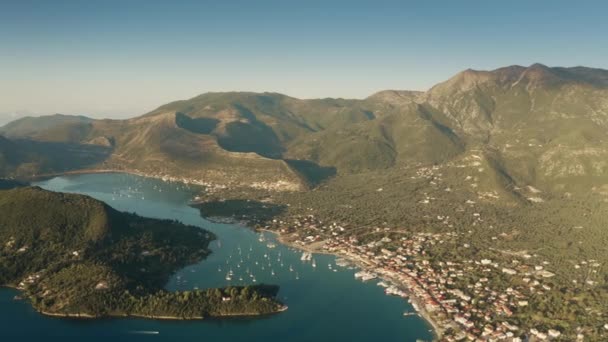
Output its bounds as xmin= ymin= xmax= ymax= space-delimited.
xmin=1 ymin=0 xmax=607 ymax=123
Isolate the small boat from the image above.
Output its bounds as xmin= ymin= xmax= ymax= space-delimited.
xmin=312 ymin=259 xmax=317 ymax=268
xmin=300 ymin=252 xmax=312 ymax=261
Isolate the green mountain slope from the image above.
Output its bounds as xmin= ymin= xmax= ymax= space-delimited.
xmin=0 ymin=114 xmax=94 ymax=142
xmin=420 ymin=64 xmax=608 ymax=195
xmin=0 ymin=135 xmax=111 ymax=177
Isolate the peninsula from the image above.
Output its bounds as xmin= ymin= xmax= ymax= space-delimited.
xmin=0 ymin=184 xmax=284 ymax=319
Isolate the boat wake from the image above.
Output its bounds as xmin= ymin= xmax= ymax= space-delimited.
xmin=129 ymin=330 xmax=160 ymax=335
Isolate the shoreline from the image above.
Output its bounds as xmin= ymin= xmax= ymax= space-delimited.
xmin=257 ymin=228 xmax=442 ymax=340
xmin=31 ymin=168 xmax=179 ymax=183
xmin=29 ymin=168 xmax=301 ymax=192
xmin=3 ymin=285 xmax=286 ymax=322
xmin=38 ymin=309 xmax=286 ymax=321
xmin=28 ymin=172 xmax=439 ymax=340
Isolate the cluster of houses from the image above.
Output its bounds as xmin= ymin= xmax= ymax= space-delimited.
xmin=266 ymin=214 xmax=585 ymax=341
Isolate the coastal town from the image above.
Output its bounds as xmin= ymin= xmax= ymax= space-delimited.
xmin=263 ymin=214 xmax=605 ymax=341
xmin=40 ymin=163 xmax=608 ymax=341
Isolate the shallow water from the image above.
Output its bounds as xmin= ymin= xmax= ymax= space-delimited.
xmin=0 ymin=173 xmax=433 ymax=341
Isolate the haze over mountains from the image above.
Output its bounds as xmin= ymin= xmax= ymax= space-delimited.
xmin=2 ymin=63 xmax=608 ymax=198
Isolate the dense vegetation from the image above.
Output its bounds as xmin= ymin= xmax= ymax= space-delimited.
xmin=0 ymin=187 xmax=283 ymax=319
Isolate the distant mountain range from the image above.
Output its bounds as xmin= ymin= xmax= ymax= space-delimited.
xmin=2 ymin=63 xmax=608 ymax=196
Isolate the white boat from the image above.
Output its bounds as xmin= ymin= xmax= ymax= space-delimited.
xmin=335 ymin=258 xmax=350 ymax=267
xmin=300 ymin=252 xmax=312 ymax=261
xmin=312 ymin=259 xmax=317 ymax=268
xmin=354 ymin=271 xmax=377 ymax=281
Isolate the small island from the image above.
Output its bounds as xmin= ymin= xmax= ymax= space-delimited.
xmin=0 ymin=185 xmax=285 ymax=319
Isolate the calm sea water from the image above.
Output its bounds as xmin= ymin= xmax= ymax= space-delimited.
xmin=0 ymin=173 xmax=433 ymax=342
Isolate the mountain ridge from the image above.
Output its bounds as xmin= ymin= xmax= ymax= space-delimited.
xmin=2 ymin=63 xmax=608 ymax=195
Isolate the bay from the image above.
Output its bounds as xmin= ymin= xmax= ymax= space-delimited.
xmin=1 ymin=173 xmax=434 ymax=342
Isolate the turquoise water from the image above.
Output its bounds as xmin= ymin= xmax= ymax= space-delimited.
xmin=1 ymin=173 xmax=433 ymax=341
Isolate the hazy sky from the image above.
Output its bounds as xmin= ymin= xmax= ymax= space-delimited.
xmin=1 ymin=0 xmax=607 ymax=123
